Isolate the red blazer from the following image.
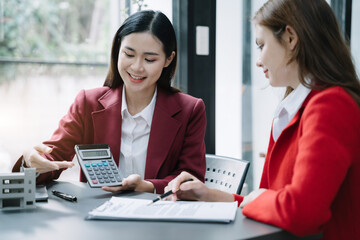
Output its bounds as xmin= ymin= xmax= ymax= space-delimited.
xmin=236 ymin=87 xmax=360 ymax=239
xmin=13 ymin=86 xmax=206 ymax=193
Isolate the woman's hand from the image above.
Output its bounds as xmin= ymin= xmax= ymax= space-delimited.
xmin=102 ymin=174 xmax=155 ymax=193
xmin=23 ymin=143 xmax=74 ymax=173
xmin=240 ymin=188 xmax=267 ymax=208
xmin=164 ymin=171 xmax=234 ymax=202
xmin=164 ymin=171 xmax=208 ymax=201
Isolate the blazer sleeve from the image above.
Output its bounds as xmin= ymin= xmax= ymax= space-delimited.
xmin=233 ymin=194 xmax=244 ymax=206
xmin=12 ymin=90 xmax=88 ymax=184
xmin=242 ymin=89 xmax=360 ymax=236
xmin=148 ymin=98 xmax=207 ymax=193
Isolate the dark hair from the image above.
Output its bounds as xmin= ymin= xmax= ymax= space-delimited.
xmin=253 ymin=0 xmax=360 ymax=107
xmin=104 ymin=10 xmax=180 ymax=93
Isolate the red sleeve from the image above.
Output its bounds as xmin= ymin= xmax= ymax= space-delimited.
xmin=233 ymin=194 xmax=244 ymax=206
xmin=242 ymin=88 xmax=360 ymax=236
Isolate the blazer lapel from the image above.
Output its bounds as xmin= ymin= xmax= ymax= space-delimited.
xmin=275 ymin=90 xmax=317 ymax=138
xmin=266 ymin=90 xmax=318 ymax=186
xmin=145 ymin=89 xmax=182 ymax=179
xmin=92 ymin=87 xmax=122 ymax=165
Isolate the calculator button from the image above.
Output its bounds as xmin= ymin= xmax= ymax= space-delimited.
xmin=97 ymin=163 xmax=103 ymax=167
xmin=115 ymin=175 xmax=122 ymax=182
xmin=103 ymin=162 xmax=109 ymax=166
xmin=88 ymin=172 xmax=94 ymax=176
xmin=92 ymin=179 xmax=98 ymax=184
xmin=109 ymin=162 xmax=115 ymax=166
xmin=85 ymin=163 xmax=91 ymax=167
xmin=91 ymin=163 xmax=97 ymax=167
xmin=99 ymin=179 xmax=105 ymax=184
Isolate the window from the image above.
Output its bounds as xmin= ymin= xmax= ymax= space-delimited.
xmin=351 ymin=0 xmax=360 ymax=75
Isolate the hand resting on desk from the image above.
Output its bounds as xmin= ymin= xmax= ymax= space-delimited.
xmin=166 ymin=172 xmax=267 ymax=208
xmin=23 ymin=143 xmax=74 ymax=173
xmin=102 ymin=174 xmax=155 ymax=193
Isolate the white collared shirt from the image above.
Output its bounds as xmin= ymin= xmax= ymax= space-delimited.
xmin=272 ymin=84 xmax=311 ymax=141
xmin=119 ymin=87 xmax=157 ymax=179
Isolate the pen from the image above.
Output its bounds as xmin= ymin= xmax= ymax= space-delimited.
xmin=52 ymin=190 xmax=77 ymax=202
xmin=147 ymin=178 xmax=193 ymax=205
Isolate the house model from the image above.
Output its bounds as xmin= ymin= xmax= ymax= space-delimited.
xmin=0 ymin=168 xmax=36 ymax=210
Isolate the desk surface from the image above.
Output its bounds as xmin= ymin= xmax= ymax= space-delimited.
xmin=0 ymin=181 xmax=317 ymax=240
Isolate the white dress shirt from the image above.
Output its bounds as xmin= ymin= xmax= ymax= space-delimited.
xmin=119 ymin=87 xmax=157 ymax=179
xmin=272 ymin=84 xmax=311 ymax=142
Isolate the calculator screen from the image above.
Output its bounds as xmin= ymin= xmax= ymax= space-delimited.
xmin=82 ymin=150 xmax=108 ymax=157
xmin=81 ymin=150 xmax=109 ymax=159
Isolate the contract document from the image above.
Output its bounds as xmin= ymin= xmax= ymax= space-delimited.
xmin=87 ymin=197 xmax=238 ymax=223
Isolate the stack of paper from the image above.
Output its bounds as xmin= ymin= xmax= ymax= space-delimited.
xmin=87 ymin=197 xmax=237 ymax=223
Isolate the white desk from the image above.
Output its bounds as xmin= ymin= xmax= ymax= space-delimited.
xmin=0 ymin=181 xmax=320 ymax=240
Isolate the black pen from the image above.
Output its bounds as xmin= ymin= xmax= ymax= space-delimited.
xmin=147 ymin=179 xmax=193 ymax=205
xmin=52 ymin=190 xmax=77 ymax=202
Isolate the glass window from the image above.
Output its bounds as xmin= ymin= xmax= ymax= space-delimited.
xmin=351 ymin=0 xmax=360 ymax=75
xmin=0 ymin=0 xmax=111 ymax=63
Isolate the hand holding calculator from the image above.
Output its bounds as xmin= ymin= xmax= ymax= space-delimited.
xmin=74 ymin=144 xmax=122 ymax=188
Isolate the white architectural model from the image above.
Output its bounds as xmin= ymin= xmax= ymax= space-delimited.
xmin=0 ymin=168 xmax=36 ymax=210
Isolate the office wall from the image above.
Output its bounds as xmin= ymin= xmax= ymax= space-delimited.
xmin=187 ymin=0 xmax=216 ymax=154
xmin=215 ymin=0 xmax=242 ymax=159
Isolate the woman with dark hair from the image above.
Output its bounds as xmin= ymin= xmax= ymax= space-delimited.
xmin=13 ymin=10 xmax=206 ymax=194
xmin=165 ymin=1 xmax=360 ymax=239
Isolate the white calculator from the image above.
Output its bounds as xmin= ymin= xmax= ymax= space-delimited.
xmin=74 ymin=144 xmax=122 ymax=188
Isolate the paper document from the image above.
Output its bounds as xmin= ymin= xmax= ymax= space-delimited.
xmin=87 ymin=197 xmax=238 ymax=223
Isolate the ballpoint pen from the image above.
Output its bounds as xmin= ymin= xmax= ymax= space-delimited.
xmin=147 ymin=178 xmax=193 ymax=205
xmin=52 ymin=190 xmax=77 ymax=202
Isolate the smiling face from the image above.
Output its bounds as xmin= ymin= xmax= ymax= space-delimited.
xmin=118 ymin=32 xmax=174 ymax=98
xmin=255 ymin=24 xmax=300 ymax=89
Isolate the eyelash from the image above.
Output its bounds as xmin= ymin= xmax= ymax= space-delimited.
xmin=257 ymin=45 xmax=264 ymax=50
xmin=124 ymin=52 xmax=155 ymax=63
xmin=124 ymin=52 xmax=134 ymax=57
